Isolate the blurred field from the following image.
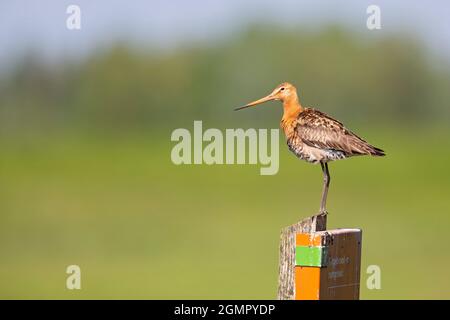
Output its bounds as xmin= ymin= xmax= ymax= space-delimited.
xmin=1 ymin=18 xmax=450 ymax=298
xmin=1 ymin=126 xmax=449 ymax=299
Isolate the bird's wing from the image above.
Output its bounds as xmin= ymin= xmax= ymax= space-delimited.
xmin=295 ymin=108 xmax=382 ymax=156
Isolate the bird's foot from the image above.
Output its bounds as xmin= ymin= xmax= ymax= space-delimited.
xmin=311 ymin=211 xmax=327 ymax=232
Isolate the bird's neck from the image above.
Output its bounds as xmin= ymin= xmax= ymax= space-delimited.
xmin=280 ymin=95 xmax=302 ymax=139
xmin=282 ymin=94 xmax=302 ymax=121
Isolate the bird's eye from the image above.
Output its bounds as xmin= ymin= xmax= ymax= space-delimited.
xmin=280 ymin=87 xmax=285 ymax=91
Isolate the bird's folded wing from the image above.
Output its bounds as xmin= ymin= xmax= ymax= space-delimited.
xmin=295 ymin=109 xmax=371 ymax=156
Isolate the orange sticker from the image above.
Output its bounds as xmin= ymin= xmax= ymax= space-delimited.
xmin=295 ymin=266 xmax=321 ymax=300
xmin=296 ymin=233 xmax=322 ymax=247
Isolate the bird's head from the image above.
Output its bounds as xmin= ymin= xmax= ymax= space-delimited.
xmin=235 ymin=82 xmax=297 ymax=111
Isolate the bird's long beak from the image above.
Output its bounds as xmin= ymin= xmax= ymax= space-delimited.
xmin=234 ymin=94 xmax=275 ymax=111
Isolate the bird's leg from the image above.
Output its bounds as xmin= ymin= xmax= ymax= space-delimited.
xmin=319 ymin=162 xmax=331 ymax=215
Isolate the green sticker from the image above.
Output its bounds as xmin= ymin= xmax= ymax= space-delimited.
xmin=296 ymin=246 xmax=328 ymax=267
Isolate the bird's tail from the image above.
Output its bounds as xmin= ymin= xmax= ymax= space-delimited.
xmin=367 ymin=144 xmax=385 ymax=157
xmin=350 ymin=135 xmax=386 ymax=157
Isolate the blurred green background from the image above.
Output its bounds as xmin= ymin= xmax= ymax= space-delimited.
xmin=1 ymin=1 xmax=450 ymax=299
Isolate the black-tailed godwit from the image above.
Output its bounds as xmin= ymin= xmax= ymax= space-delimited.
xmin=235 ymin=82 xmax=385 ymax=214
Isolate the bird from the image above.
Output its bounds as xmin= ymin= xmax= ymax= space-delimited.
xmin=235 ymin=82 xmax=385 ymax=215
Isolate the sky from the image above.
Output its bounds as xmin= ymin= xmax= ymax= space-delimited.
xmin=1 ymin=1 xmax=450 ymax=66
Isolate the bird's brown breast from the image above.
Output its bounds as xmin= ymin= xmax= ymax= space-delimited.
xmin=280 ymin=116 xmax=297 ymax=141
xmin=281 ymin=112 xmax=321 ymax=163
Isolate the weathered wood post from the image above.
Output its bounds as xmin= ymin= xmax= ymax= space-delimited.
xmin=277 ymin=215 xmax=362 ymax=300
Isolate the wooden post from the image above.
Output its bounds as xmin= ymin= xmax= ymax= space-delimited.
xmin=277 ymin=215 xmax=362 ymax=300
xmin=277 ymin=215 xmax=327 ymax=300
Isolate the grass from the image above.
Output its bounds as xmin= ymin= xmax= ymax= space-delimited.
xmin=0 ymin=128 xmax=449 ymax=299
